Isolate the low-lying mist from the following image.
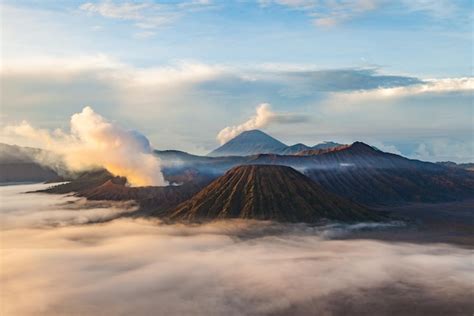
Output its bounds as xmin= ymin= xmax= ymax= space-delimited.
xmin=1 ymin=184 xmax=473 ymax=316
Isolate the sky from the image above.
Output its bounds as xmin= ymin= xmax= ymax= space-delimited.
xmin=0 ymin=0 xmax=473 ymax=162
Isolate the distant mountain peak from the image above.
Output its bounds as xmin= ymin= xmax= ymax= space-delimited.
xmin=208 ymin=129 xmax=287 ymax=157
xmin=348 ymin=141 xmax=379 ymax=153
xmin=231 ymin=129 xmax=280 ymax=141
xmin=239 ymin=129 xmax=269 ymax=137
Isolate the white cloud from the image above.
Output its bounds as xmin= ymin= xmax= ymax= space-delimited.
xmin=413 ymin=139 xmax=474 ymax=163
xmin=178 ymin=0 xmax=214 ymax=10
xmin=262 ymin=0 xmax=380 ymax=26
xmin=311 ymin=0 xmax=379 ymax=27
xmin=364 ymin=139 xmax=473 ymax=163
xmin=400 ymin=0 xmax=458 ymax=19
xmin=262 ymin=0 xmax=465 ymax=27
xmin=79 ymin=0 xmax=213 ymax=29
xmin=1 ymin=55 xmax=226 ymax=88
xmin=80 ymin=1 xmax=151 ymax=20
xmin=325 ymin=77 xmax=474 ymax=109
xmin=370 ymin=141 xmax=403 ymax=155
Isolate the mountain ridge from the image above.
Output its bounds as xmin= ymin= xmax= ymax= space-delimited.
xmin=207 ymin=130 xmax=342 ymax=156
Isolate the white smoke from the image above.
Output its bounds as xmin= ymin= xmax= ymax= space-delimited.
xmin=2 ymin=106 xmax=167 ymax=186
xmin=216 ymin=103 xmax=308 ymax=145
xmin=217 ymin=103 xmax=276 ymax=144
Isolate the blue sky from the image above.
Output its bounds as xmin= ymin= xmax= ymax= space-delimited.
xmin=1 ymin=0 xmax=473 ymax=161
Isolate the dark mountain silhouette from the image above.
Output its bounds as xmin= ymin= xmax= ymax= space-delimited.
xmin=312 ymin=141 xmax=343 ymax=150
xmin=277 ymin=141 xmax=343 ymax=155
xmin=166 ymin=165 xmax=383 ymax=223
xmin=248 ymin=143 xmax=474 ymax=204
xmin=296 ymin=144 xmax=350 ymax=156
xmin=242 ymin=142 xmax=443 ymax=170
xmin=279 ymin=141 xmax=343 ymax=155
xmin=208 ymin=130 xmax=287 ymax=156
xmin=157 ymin=142 xmax=474 ymax=205
xmin=0 ymin=162 xmax=58 ymax=183
xmin=278 ymin=143 xmax=311 ymax=155
xmin=0 ymin=143 xmax=59 ymax=183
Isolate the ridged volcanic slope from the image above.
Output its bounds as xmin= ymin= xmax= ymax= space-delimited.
xmin=166 ymin=165 xmax=382 ymax=223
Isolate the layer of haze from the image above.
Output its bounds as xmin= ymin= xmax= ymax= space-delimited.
xmin=1 ymin=183 xmax=473 ymax=316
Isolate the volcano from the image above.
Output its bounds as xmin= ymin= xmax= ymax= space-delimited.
xmin=208 ymin=130 xmax=287 ymax=156
xmin=166 ymin=165 xmax=382 ymax=223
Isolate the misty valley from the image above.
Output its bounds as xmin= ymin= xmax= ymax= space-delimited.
xmin=1 ymin=124 xmax=473 ymax=316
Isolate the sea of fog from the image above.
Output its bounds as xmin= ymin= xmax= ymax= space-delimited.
xmin=1 ymin=183 xmax=473 ymax=316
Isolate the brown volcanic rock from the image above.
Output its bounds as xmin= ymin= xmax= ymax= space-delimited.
xmin=41 ymin=168 xmax=214 ymax=215
xmin=80 ymin=179 xmax=202 ymax=214
xmin=42 ymin=169 xmax=115 ymax=194
xmin=166 ymin=165 xmax=382 ymax=223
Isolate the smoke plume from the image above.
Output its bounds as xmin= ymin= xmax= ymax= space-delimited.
xmin=3 ymin=106 xmax=167 ymax=186
xmin=217 ymin=103 xmax=275 ymax=144
xmin=216 ymin=103 xmax=309 ymax=144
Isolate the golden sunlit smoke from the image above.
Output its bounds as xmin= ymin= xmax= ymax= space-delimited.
xmin=2 ymin=106 xmax=167 ymax=186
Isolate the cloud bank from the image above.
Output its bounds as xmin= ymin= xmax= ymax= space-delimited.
xmin=1 ymin=55 xmax=473 ymax=161
xmin=1 ymin=183 xmax=473 ymax=316
xmin=327 ymin=77 xmax=474 ymax=105
xmin=3 ymin=106 xmax=167 ymax=186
